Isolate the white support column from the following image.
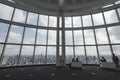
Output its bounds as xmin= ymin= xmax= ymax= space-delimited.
xmin=56 ymin=0 xmax=66 ymax=67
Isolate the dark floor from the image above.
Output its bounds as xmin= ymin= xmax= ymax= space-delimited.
xmin=0 ymin=65 xmax=120 ymax=80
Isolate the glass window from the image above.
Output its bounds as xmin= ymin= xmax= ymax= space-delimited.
xmin=95 ymin=28 xmax=109 ymax=44
xmin=19 ymin=46 xmax=34 ymax=65
xmin=66 ymin=47 xmax=74 ymax=64
xmin=59 ymin=46 xmax=62 ymax=55
xmin=82 ymin=15 xmax=92 ymax=27
xmin=7 ymin=25 xmax=24 ymax=43
xmin=65 ymin=17 xmax=72 ymax=27
xmin=73 ymin=16 xmax=82 ymax=27
xmin=117 ymin=8 xmax=120 ymax=18
xmin=23 ymin=28 xmax=36 ymax=44
xmin=86 ymin=46 xmax=98 ymax=64
xmin=34 ymin=46 xmax=46 ymax=64
xmin=49 ymin=16 xmax=57 ymax=27
xmin=74 ymin=30 xmax=83 ymax=45
xmin=98 ymin=46 xmax=112 ymax=62
xmin=59 ymin=31 xmax=62 ymax=45
xmin=84 ymin=30 xmax=95 ymax=45
xmin=112 ymin=45 xmax=120 ymax=59
xmin=104 ymin=10 xmax=119 ymax=24
xmin=65 ymin=31 xmax=73 ymax=45
xmin=0 ymin=23 xmax=9 ymax=42
xmin=92 ymin=13 xmax=104 ymax=26
xmin=2 ymin=45 xmax=20 ymax=66
xmin=59 ymin=17 xmax=62 ymax=28
xmin=108 ymin=26 xmax=120 ymax=43
xmin=75 ymin=46 xmax=86 ymax=64
xmin=47 ymin=46 xmax=56 ymax=64
xmin=48 ymin=30 xmax=56 ymax=45
xmin=0 ymin=3 xmax=13 ymax=20
xmin=0 ymin=44 xmax=3 ymax=58
xmin=13 ymin=9 xmax=27 ymax=23
xmin=27 ymin=12 xmax=38 ymax=25
xmin=39 ymin=14 xmax=48 ymax=26
xmin=36 ymin=29 xmax=47 ymax=45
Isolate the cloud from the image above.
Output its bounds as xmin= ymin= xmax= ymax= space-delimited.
xmin=84 ymin=30 xmax=95 ymax=44
xmin=65 ymin=17 xmax=72 ymax=27
xmin=48 ymin=30 xmax=56 ymax=45
xmin=74 ymin=31 xmax=83 ymax=45
xmin=49 ymin=16 xmax=57 ymax=27
xmin=13 ymin=9 xmax=27 ymax=23
xmin=108 ymin=26 xmax=120 ymax=43
xmin=39 ymin=15 xmax=48 ymax=26
xmin=37 ymin=29 xmax=47 ymax=44
xmin=0 ymin=3 xmax=13 ymax=20
xmin=73 ymin=16 xmax=81 ymax=27
xmin=65 ymin=31 xmax=73 ymax=45
xmin=82 ymin=15 xmax=92 ymax=27
xmin=104 ymin=10 xmax=119 ymax=24
xmin=7 ymin=31 xmax=22 ymax=43
xmin=95 ymin=28 xmax=109 ymax=44
xmin=92 ymin=13 xmax=104 ymax=25
xmin=27 ymin=12 xmax=38 ymax=25
xmin=4 ymin=45 xmax=20 ymax=56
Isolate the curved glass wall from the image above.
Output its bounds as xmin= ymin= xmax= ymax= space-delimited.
xmin=0 ymin=1 xmax=120 ymax=67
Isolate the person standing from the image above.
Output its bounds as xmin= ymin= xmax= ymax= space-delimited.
xmin=112 ymin=53 xmax=120 ymax=69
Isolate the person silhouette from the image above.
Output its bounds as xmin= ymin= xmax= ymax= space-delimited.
xmin=100 ymin=56 xmax=107 ymax=63
xmin=112 ymin=53 xmax=120 ymax=69
xmin=76 ymin=58 xmax=79 ymax=62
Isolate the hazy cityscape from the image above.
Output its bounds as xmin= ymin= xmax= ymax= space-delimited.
xmin=2 ymin=54 xmax=120 ymax=66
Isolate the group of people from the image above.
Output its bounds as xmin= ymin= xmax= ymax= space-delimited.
xmin=100 ymin=53 xmax=120 ymax=69
xmin=71 ymin=58 xmax=79 ymax=62
xmin=69 ymin=58 xmax=80 ymax=68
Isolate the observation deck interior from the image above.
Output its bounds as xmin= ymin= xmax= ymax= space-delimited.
xmin=0 ymin=0 xmax=120 ymax=80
